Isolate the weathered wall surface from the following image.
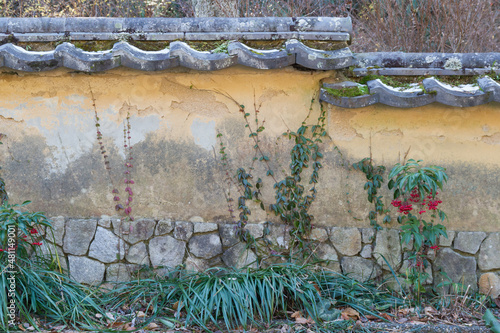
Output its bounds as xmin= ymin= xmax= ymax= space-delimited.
xmin=325 ymin=102 xmax=500 ymax=232
xmin=0 ymin=67 xmax=499 ymax=232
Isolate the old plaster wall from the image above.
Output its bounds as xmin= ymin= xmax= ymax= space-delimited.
xmin=0 ymin=66 xmax=499 ymax=232
xmin=325 ymin=103 xmax=500 ymax=232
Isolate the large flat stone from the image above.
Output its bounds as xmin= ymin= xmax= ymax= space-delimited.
xmin=329 ymin=227 xmax=361 ymax=256
xmin=98 ymin=215 xmax=114 ymax=228
xmin=149 ymin=236 xmax=185 ymax=270
xmin=478 ymin=273 xmax=500 ymax=299
xmin=245 ymin=223 xmax=264 ymax=239
xmin=174 ymin=221 xmax=193 ymax=241
xmin=361 ymin=228 xmax=375 ymax=243
xmin=185 ymin=257 xmax=209 ymax=272
xmin=315 ymin=242 xmax=341 ymax=273
xmin=306 ymin=228 xmax=328 ymax=242
xmin=106 ymin=263 xmax=133 ymax=282
xmin=219 ymin=224 xmax=239 ymax=247
xmin=478 ymin=232 xmax=500 ymax=271
xmin=68 ymin=256 xmax=105 ymax=285
xmin=88 ymin=227 xmax=126 ymax=263
xmin=360 ymin=244 xmax=372 ymax=259
xmin=126 ymin=242 xmax=149 ymax=265
xmin=341 ymin=256 xmax=381 ymax=282
xmin=222 ymin=242 xmax=257 ymax=269
xmin=373 ymin=228 xmax=402 ymax=270
xmin=433 ymin=248 xmax=477 ymax=292
xmin=188 ymin=234 xmax=222 ymax=259
xmin=439 ymin=230 xmax=455 ymax=247
xmin=268 ymin=224 xmax=290 ymax=248
xmin=193 ymin=222 xmax=218 ymax=233
xmin=185 ymin=256 xmax=223 ymax=272
xmin=113 ymin=219 xmax=156 ymax=244
xmin=453 ymin=231 xmax=486 ymax=254
xmin=49 ymin=216 xmax=65 ymax=246
xmin=63 ymin=219 xmax=97 ymax=255
xmin=155 ymin=219 xmax=173 ymax=236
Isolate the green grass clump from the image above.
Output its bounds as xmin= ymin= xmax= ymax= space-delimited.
xmin=0 ymin=256 xmax=104 ymax=331
xmin=103 ymin=264 xmax=406 ymax=332
xmin=0 ymin=201 xmax=104 ymax=331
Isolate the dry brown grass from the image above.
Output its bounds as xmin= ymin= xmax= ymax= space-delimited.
xmin=352 ymin=0 xmax=500 ymax=53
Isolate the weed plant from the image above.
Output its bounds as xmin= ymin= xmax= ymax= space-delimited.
xmin=0 ymin=201 xmax=103 ymax=331
xmin=0 ymin=256 xmax=104 ymax=331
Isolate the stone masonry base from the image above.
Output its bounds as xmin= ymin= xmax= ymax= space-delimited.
xmin=42 ymin=216 xmax=500 ymax=295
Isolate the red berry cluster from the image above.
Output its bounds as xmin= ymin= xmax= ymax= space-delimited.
xmin=14 ymin=229 xmax=43 ymax=247
xmin=1 ymin=227 xmax=44 ymax=252
xmin=391 ymin=200 xmax=413 ymax=214
xmin=392 ymin=188 xmax=443 ymax=215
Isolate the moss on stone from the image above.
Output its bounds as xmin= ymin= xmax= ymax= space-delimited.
xmin=352 ymin=74 xmax=492 ymax=88
xmin=359 ymin=74 xmax=412 ymax=89
xmin=324 ymin=85 xmax=369 ymax=98
xmin=72 ymin=40 xmax=117 ymax=51
xmin=18 ymin=40 xmax=170 ymax=52
xmin=128 ymin=40 xmax=170 ymax=51
xmin=185 ymin=41 xmax=226 ymax=52
xmin=303 ymin=40 xmax=349 ymax=51
xmin=242 ymin=40 xmax=286 ymax=50
xmin=18 ymin=42 xmax=58 ymax=51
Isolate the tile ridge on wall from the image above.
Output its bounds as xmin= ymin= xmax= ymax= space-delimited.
xmin=0 ymin=40 xmax=353 ymax=71
xmin=321 ymin=77 xmax=500 ymax=108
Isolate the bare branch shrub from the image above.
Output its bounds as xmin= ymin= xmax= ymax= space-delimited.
xmin=0 ymin=0 xmax=351 ymax=17
xmin=236 ymin=0 xmax=352 ymax=17
xmin=352 ymin=0 xmax=500 ymax=53
xmin=0 ymin=0 xmax=192 ymax=17
xmin=1 ymin=0 xmax=498 ymax=54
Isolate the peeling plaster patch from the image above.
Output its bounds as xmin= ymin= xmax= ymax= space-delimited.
xmin=101 ymin=112 xmax=161 ymax=158
xmin=5 ymin=96 xmax=160 ymax=173
xmin=377 ymin=129 xmax=403 ymax=137
xmin=66 ymin=94 xmax=87 ymax=103
xmin=0 ymin=105 xmax=30 ymax=123
xmin=191 ymin=119 xmax=216 ymax=151
xmin=0 ymin=114 xmax=23 ymax=123
xmin=481 ymin=133 xmax=500 ymax=145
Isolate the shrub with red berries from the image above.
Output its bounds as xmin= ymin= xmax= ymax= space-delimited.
xmin=388 ymin=159 xmax=448 ymax=299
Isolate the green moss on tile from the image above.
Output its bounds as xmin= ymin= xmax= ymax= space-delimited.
xmin=324 ymin=85 xmax=369 ymax=98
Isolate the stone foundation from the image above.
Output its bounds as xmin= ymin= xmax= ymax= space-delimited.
xmin=42 ymin=217 xmax=500 ymax=290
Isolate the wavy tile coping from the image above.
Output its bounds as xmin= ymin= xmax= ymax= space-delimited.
xmin=0 ymin=17 xmax=352 ymax=42
xmin=321 ymin=77 xmax=500 ymax=108
xmin=0 ymin=40 xmax=353 ymax=72
xmin=353 ymin=52 xmax=500 ymax=77
xmin=354 ymin=52 xmax=500 ymax=70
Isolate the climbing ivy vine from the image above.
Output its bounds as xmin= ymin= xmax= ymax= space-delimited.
xmin=217 ymin=98 xmax=327 ymax=261
xmin=352 ymin=157 xmax=391 ymax=230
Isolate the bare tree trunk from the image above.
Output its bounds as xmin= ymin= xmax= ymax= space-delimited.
xmin=191 ymin=0 xmax=238 ymax=17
